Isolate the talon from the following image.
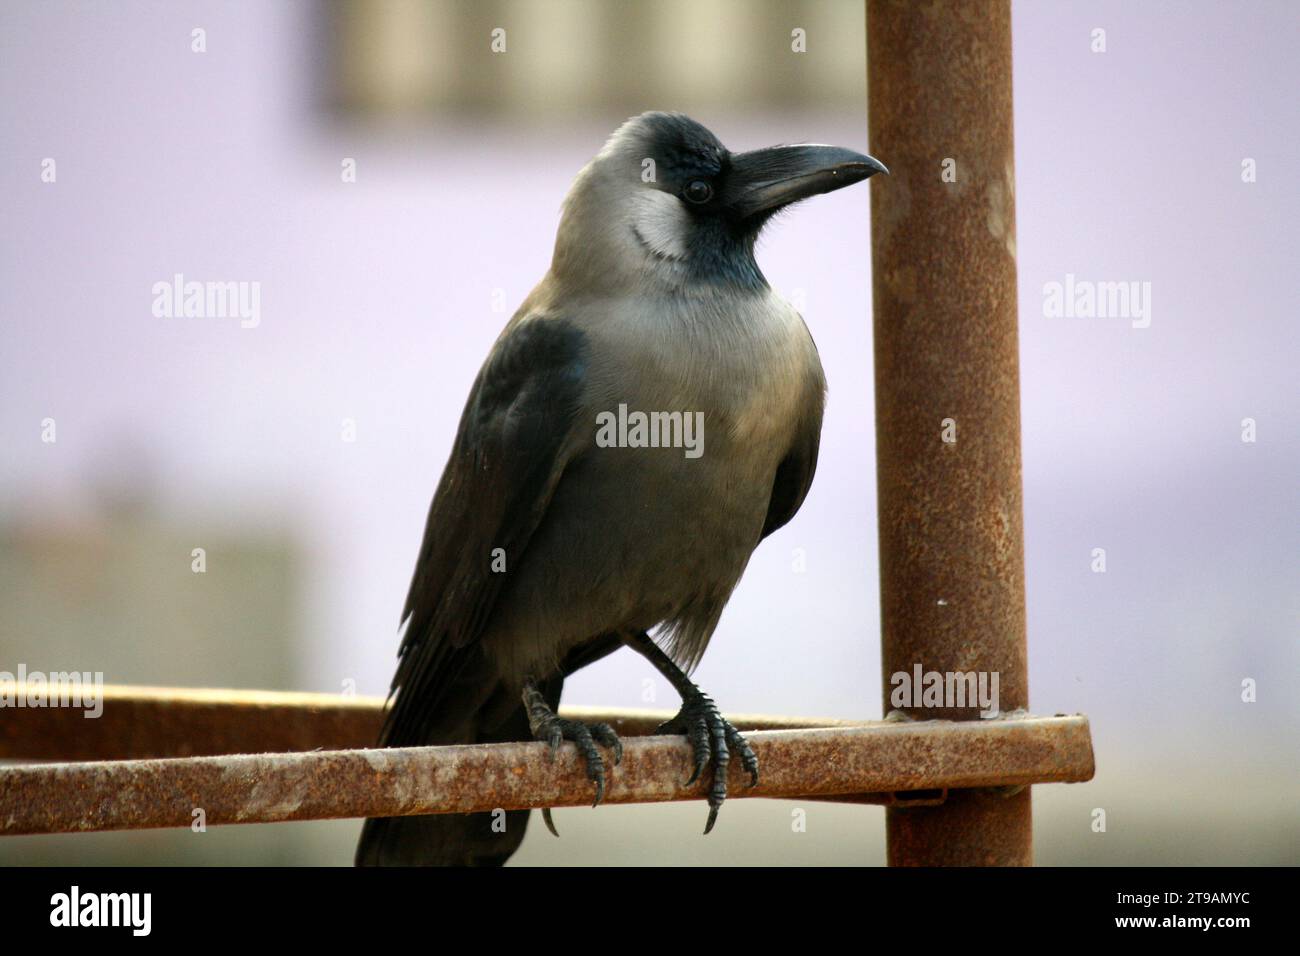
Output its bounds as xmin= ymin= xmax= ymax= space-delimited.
xmin=725 ymin=725 xmax=759 ymax=787
xmin=520 ymin=680 xmax=623 ymax=811
xmin=662 ymin=689 xmax=756 ymax=833
xmin=590 ymin=722 xmax=624 ymax=766
xmin=685 ymin=752 xmax=709 ymax=787
xmin=542 ymin=807 xmax=559 ymax=838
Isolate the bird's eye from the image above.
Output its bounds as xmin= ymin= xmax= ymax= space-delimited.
xmin=683 ymin=180 xmax=713 ymax=204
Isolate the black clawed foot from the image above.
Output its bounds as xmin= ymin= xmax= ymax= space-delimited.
xmin=658 ymin=692 xmax=759 ymax=834
xmin=533 ymin=716 xmax=621 ymax=806
xmin=522 ymin=682 xmax=622 ymax=810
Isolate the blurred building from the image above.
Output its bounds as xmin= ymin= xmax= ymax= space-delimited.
xmin=331 ymin=0 xmax=865 ymax=119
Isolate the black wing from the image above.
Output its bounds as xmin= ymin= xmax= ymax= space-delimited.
xmin=381 ymin=316 xmax=590 ymax=745
xmin=760 ymin=415 xmax=822 ymax=539
xmin=761 ymin=358 xmax=826 ymax=540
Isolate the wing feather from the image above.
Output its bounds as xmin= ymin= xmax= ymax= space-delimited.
xmin=381 ymin=317 xmax=589 ymax=744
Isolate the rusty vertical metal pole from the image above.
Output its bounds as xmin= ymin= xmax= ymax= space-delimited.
xmin=866 ymin=0 xmax=1031 ymax=865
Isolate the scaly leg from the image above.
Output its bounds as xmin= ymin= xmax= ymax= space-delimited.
xmin=622 ymin=631 xmax=758 ymax=834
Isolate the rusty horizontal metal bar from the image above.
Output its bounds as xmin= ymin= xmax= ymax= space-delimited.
xmin=0 ymin=684 xmax=386 ymax=761
xmin=0 ymin=714 xmax=1094 ymax=835
xmin=0 ymin=683 xmax=858 ymax=761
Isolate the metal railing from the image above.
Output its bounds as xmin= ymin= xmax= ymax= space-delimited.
xmin=0 ymin=685 xmax=1092 ymax=836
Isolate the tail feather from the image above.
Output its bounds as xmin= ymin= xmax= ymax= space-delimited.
xmin=356 ymin=633 xmax=624 ymax=865
xmin=355 ymin=809 xmax=530 ymax=867
xmin=355 ymin=675 xmax=560 ymax=867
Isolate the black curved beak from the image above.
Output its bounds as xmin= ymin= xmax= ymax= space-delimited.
xmin=727 ymin=144 xmax=888 ymax=220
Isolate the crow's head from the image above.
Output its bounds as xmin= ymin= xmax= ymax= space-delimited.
xmin=554 ymin=111 xmax=886 ymax=291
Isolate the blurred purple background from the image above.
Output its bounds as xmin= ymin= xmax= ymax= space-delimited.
xmin=1 ymin=1 xmax=1295 ymax=864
